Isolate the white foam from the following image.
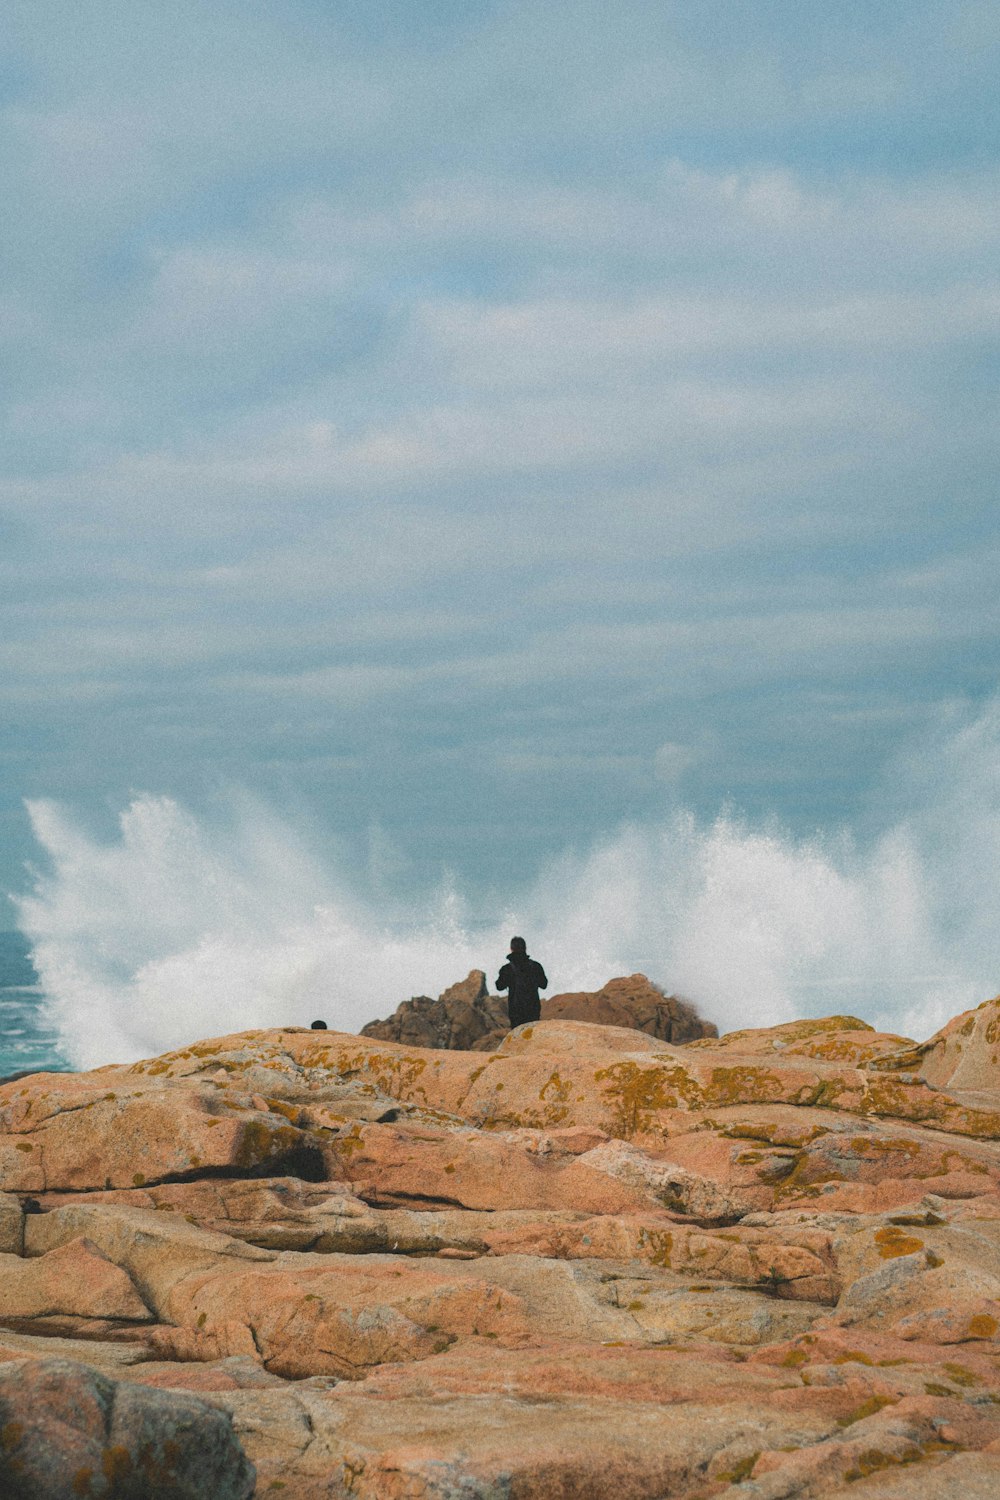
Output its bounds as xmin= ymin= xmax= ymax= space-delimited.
xmin=15 ymin=703 xmax=1000 ymax=1068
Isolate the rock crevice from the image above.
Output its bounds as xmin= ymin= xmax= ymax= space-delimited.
xmin=2 ymin=993 xmax=1000 ymax=1495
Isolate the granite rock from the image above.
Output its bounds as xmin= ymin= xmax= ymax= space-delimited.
xmin=1 ymin=1005 xmax=1000 ymax=1494
xmin=361 ymin=968 xmax=717 ymax=1052
xmin=0 ymin=1355 xmax=254 ymax=1499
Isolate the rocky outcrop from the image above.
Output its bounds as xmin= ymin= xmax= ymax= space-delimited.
xmin=360 ymin=969 xmax=508 ymax=1050
xmin=1 ymin=1000 xmax=1000 ymax=1494
xmin=361 ymin=968 xmax=717 ymax=1051
xmin=544 ymin=972 xmax=718 ymax=1042
xmin=882 ymin=994 xmax=1000 ymax=1093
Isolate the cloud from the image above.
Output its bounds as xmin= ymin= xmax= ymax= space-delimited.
xmin=0 ymin=2 xmax=998 ymax=922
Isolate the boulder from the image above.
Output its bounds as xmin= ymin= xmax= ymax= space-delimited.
xmin=907 ymin=995 xmax=1000 ymax=1093
xmin=361 ymin=970 xmax=717 ymax=1053
xmin=360 ymin=969 xmax=509 ymax=1050
xmin=543 ymin=973 xmax=718 ymax=1043
xmin=0 ymin=1356 xmax=254 ymax=1499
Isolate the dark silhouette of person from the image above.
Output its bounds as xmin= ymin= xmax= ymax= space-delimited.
xmin=310 ymin=1019 xmax=328 ymax=1030
xmin=496 ymin=936 xmax=548 ymax=1029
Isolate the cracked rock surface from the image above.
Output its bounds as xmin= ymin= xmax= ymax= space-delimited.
xmin=3 ymin=1000 xmax=1000 ymax=1495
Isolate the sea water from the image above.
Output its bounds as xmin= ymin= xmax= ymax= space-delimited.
xmin=0 ymin=930 xmax=68 ymax=1080
xmin=9 ymin=701 xmax=1000 ymax=1074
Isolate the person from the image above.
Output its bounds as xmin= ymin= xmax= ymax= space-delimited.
xmin=310 ymin=1019 xmax=328 ymax=1030
xmin=496 ymin=936 xmax=548 ymax=1029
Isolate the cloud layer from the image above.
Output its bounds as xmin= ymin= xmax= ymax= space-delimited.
xmin=2 ymin=1 xmax=998 ymax=915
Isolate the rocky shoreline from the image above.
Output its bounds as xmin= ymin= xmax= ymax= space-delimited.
xmin=359 ymin=970 xmax=718 ymax=1052
xmin=2 ymin=984 xmax=1000 ymax=1496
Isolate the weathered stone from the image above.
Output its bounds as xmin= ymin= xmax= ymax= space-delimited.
xmin=0 ymin=1356 xmax=254 ymax=1499
xmin=361 ymin=969 xmax=717 ymax=1053
xmin=0 ymin=1076 xmax=325 ymax=1194
xmin=690 ymin=1013 xmax=913 ymax=1064
xmin=908 ymin=994 xmax=1000 ymax=1092
xmin=0 ymin=1189 xmax=23 ymax=1254
xmin=0 ymin=1236 xmax=151 ymax=1322
xmin=361 ymin=969 xmax=510 ymax=1051
xmin=544 ymin=973 xmax=718 ymax=1043
xmin=2 ymin=1003 xmax=1000 ymax=1494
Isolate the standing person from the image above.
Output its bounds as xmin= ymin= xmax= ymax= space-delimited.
xmin=496 ymin=936 xmax=548 ymax=1029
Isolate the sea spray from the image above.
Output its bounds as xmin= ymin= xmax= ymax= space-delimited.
xmin=14 ymin=705 xmax=1000 ymax=1069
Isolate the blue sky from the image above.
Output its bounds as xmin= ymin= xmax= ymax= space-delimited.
xmin=2 ymin=0 xmax=999 ymax=925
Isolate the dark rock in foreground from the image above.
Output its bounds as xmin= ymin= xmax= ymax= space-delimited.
xmin=0 ymin=1356 xmax=255 ymax=1499
xmin=360 ymin=968 xmax=717 ymax=1051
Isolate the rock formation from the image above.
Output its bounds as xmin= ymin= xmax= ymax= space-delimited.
xmin=543 ymin=971 xmax=719 ymax=1042
xmin=0 ymin=1356 xmax=254 ymax=1499
xmin=361 ymin=969 xmax=717 ymax=1050
xmin=2 ymin=997 xmax=1000 ymax=1494
xmin=359 ymin=969 xmax=509 ymax=1050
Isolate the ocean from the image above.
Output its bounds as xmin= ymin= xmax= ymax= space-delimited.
xmin=9 ymin=704 xmax=1000 ymax=1075
xmin=9 ymin=771 xmax=1000 ymax=1074
xmin=0 ymin=930 xmax=68 ymax=1080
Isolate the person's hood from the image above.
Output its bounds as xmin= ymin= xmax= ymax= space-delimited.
xmin=507 ymin=950 xmax=530 ymax=963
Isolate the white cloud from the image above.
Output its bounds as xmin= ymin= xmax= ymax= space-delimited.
xmin=0 ymin=1 xmax=998 ymax=924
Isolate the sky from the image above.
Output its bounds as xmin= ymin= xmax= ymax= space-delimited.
xmin=2 ymin=0 xmax=999 ymax=929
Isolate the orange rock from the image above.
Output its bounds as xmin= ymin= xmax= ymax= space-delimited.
xmin=689 ymin=1014 xmax=914 ymax=1065
xmin=0 ymin=1076 xmax=325 ymax=1193
xmin=542 ymin=974 xmax=717 ymax=1043
xmin=0 ymin=1236 xmax=151 ymax=1321
xmin=2 ymin=1003 xmax=1000 ymax=1494
xmin=325 ymin=1118 xmax=652 ymax=1214
xmin=910 ymin=995 xmax=1000 ymax=1092
xmin=360 ymin=969 xmax=510 ymax=1050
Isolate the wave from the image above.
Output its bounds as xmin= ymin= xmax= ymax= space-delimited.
xmin=14 ymin=702 xmax=1000 ymax=1069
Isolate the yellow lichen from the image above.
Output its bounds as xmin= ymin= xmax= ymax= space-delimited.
xmin=265 ymin=1098 xmax=303 ymax=1125
xmin=593 ymin=1061 xmax=681 ymax=1137
xmin=638 ymin=1229 xmax=673 ymax=1268
xmin=874 ymin=1226 xmax=924 ymax=1259
xmin=234 ymin=1119 xmax=302 ymax=1168
xmin=101 ymin=1446 xmax=132 ymax=1483
xmin=837 ymin=1395 xmax=895 ymax=1427
xmin=843 ymin=1445 xmax=921 ymax=1482
xmin=718 ymin=1452 xmax=759 ymax=1483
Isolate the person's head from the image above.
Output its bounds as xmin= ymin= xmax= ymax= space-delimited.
xmin=509 ymin=936 xmax=527 ymax=955
xmin=310 ymin=1019 xmax=328 ymax=1030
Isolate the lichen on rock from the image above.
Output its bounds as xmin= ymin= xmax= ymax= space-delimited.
xmin=1 ymin=1001 xmax=1000 ymax=1494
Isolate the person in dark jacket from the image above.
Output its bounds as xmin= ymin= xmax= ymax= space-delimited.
xmin=496 ymin=936 xmax=548 ymax=1029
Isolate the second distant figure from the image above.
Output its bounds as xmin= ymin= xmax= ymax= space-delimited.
xmin=496 ymin=936 xmax=548 ymax=1029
